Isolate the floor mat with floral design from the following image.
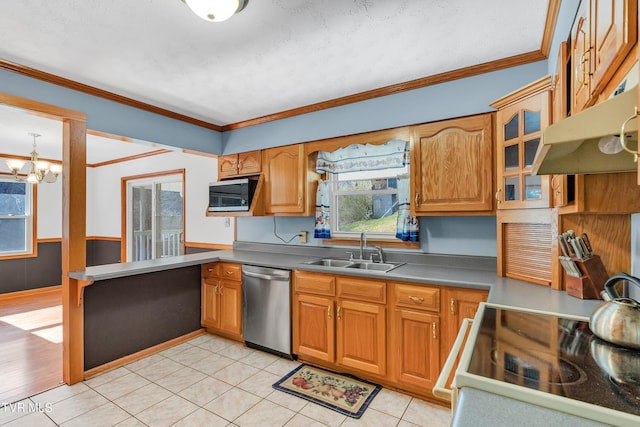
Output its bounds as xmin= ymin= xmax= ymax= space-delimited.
xmin=272 ymin=364 xmax=381 ymax=418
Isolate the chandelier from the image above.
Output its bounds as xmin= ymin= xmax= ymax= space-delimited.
xmin=5 ymin=133 xmax=62 ymax=184
xmin=182 ymin=0 xmax=249 ymax=22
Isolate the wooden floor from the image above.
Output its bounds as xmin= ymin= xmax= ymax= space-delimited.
xmin=0 ymin=287 xmax=63 ymax=404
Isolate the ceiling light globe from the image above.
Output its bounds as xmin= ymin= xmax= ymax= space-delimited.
xmin=49 ymin=164 xmax=62 ymax=174
xmin=36 ymin=160 xmax=50 ymax=172
xmin=6 ymin=159 xmax=26 ymax=172
xmin=27 ymin=172 xmax=39 ymax=183
xmin=185 ymin=0 xmax=240 ymax=22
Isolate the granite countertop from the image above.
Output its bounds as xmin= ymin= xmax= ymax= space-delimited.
xmin=69 ymin=242 xmax=612 ymax=424
xmin=69 ymin=242 xmax=601 ymax=317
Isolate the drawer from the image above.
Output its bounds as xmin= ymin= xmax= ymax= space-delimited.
xmin=294 ymin=271 xmax=335 ymax=296
xmin=394 ymin=283 xmax=440 ymax=312
xmin=219 ymin=262 xmax=242 ymax=281
xmin=202 ymin=262 xmax=220 ymax=278
xmin=337 ymin=276 xmax=386 ymax=304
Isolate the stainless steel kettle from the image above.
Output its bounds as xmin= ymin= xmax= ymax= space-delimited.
xmin=589 ymin=272 xmax=640 ymax=350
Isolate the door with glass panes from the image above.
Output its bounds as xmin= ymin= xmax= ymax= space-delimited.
xmin=125 ymin=173 xmax=184 ymax=262
xmin=495 ymin=90 xmax=552 ymax=209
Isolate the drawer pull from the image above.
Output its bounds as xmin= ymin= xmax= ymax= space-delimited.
xmin=225 ymin=271 xmax=234 ymax=275
xmin=408 ymin=295 xmax=424 ymax=303
xmin=207 ymin=268 xmax=213 ymax=272
xmin=432 ymin=322 xmax=437 ymax=339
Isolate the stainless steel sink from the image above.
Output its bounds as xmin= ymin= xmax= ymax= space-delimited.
xmin=303 ymin=258 xmax=355 ymax=267
xmin=302 ymin=258 xmax=404 ymax=272
xmin=345 ymin=262 xmax=404 ymax=272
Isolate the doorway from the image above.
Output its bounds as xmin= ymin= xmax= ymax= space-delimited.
xmin=123 ymin=170 xmax=185 ymax=262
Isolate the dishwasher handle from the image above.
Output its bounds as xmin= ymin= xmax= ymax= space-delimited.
xmin=242 ymin=269 xmax=290 ymax=281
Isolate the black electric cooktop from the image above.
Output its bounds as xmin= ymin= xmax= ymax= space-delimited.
xmin=466 ymin=307 xmax=640 ymax=417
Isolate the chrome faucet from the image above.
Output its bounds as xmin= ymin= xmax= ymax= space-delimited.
xmin=375 ymin=246 xmax=384 ymax=263
xmin=359 ymin=232 xmax=367 ymax=260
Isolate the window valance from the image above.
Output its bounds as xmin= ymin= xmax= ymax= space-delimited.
xmin=316 ymin=139 xmax=408 ymax=174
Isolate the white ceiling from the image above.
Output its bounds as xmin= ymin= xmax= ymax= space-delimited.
xmin=0 ymin=0 xmax=550 ymax=127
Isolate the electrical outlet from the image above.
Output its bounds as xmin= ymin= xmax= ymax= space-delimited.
xmin=299 ymin=231 xmax=308 ymax=243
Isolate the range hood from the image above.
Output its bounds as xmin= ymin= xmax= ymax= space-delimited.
xmin=532 ymin=87 xmax=638 ymax=175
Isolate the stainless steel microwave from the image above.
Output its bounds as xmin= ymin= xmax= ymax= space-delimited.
xmin=208 ymin=178 xmax=258 ymax=212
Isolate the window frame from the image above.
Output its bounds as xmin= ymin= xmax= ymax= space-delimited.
xmin=121 ymin=169 xmax=186 ymax=263
xmin=321 ymin=168 xmax=419 ymax=250
xmin=327 ymin=168 xmax=405 ymax=241
xmin=0 ymin=176 xmax=37 ymax=259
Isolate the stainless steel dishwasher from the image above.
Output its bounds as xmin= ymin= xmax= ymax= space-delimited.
xmin=241 ymin=265 xmax=293 ymax=359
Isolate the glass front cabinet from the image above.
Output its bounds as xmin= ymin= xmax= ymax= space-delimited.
xmin=492 ymin=77 xmax=553 ymax=209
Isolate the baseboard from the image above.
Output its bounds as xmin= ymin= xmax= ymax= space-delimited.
xmin=83 ymin=328 xmax=206 ymax=379
xmin=0 ymin=285 xmax=62 ymax=302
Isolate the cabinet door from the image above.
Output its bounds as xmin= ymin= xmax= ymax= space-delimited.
xmin=571 ymin=0 xmax=591 ymax=114
xmin=202 ymin=278 xmax=219 ymax=329
xmin=393 ymin=309 xmax=440 ymax=390
xmin=410 ymin=114 xmax=493 ymax=213
xmin=293 ymin=293 xmax=334 ymax=362
xmin=496 ymin=91 xmax=552 ymax=209
xmin=218 ymin=155 xmax=238 ymax=179
xmin=441 ymin=288 xmax=487 ymax=356
xmin=336 ymin=299 xmax=386 ymax=375
xmin=218 ymin=279 xmax=242 ymax=338
xmin=263 ymin=145 xmax=306 ymax=214
xmin=441 ymin=288 xmax=487 ymax=389
xmin=590 ymin=0 xmax=637 ymax=95
xmin=237 ymin=151 xmax=261 ymax=176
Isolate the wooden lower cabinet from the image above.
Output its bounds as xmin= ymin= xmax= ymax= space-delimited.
xmin=293 ymin=271 xmax=487 ymax=401
xmin=201 ymin=262 xmax=243 ymax=341
xmin=293 ymin=271 xmax=386 ymax=376
xmin=294 ymin=293 xmax=334 ymax=362
xmin=440 ymin=287 xmax=488 ymax=390
xmin=336 ymin=299 xmax=386 ymax=376
xmin=391 ymin=282 xmax=441 ymax=391
xmin=392 ymin=308 xmax=440 ymax=390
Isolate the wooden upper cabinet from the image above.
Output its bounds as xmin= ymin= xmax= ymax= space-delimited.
xmin=571 ymin=0 xmax=637 ymax=114
xmin=263 ymin=144 xmax=307 ymax=214
xmin=571 ymin=0 xmax=592 ymax=115
xmin=492 ymin=77 xmax=553 ymax=210
xmin=410 ymin=113 xmax=494 ymax=214
xmin=218 ymin=151 xmax=261 ymax=179
xmin=591 ymin=0 xmax=637 ymax=93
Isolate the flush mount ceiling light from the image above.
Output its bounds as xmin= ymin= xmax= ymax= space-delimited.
xmin=5 ymin=133 xmax=62 ymax=184
xmin=182 ymin=0 xmax=249 ymax=22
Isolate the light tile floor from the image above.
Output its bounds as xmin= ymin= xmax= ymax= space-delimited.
xmin=0 ymin=334 xmax=452 ymax=427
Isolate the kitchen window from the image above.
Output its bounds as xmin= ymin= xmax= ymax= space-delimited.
xmin=329 ymin=166 xmax=408 ymax=239
xmin=0 ymin=179 xmax=35 ymax=258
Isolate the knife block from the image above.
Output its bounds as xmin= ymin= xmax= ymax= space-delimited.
xmin=565 ymin=255 xmax=609 ymax=299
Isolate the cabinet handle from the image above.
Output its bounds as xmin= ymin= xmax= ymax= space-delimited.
xmin=408 ymin=295 xmax=424 ymax=303
xmin=214 ymin=284 xmax=219 ymax=294
xmin=432 ymin=322 xmax=437 ymax=340
xmin=225 ymin=271 xmax=233 ymax=275
xmin=207 ymin=268 xmax=213 ymax=272
xmin=219 ymin=285 xmax=223 ymax=295
xmin=414 ymin=193 xmax=420 ymax=205
xmin=327 ymin=306 xmax=331 ymax=318
xmin=576 ymin=48 xmax=591 ymax=87
xmin=337 ymin=306 xmax=341 ymax=320
xmin=495 ymin=188 xmax=502 ymax=203
xmin=450 ymin=298 xmax=456 ymax=315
